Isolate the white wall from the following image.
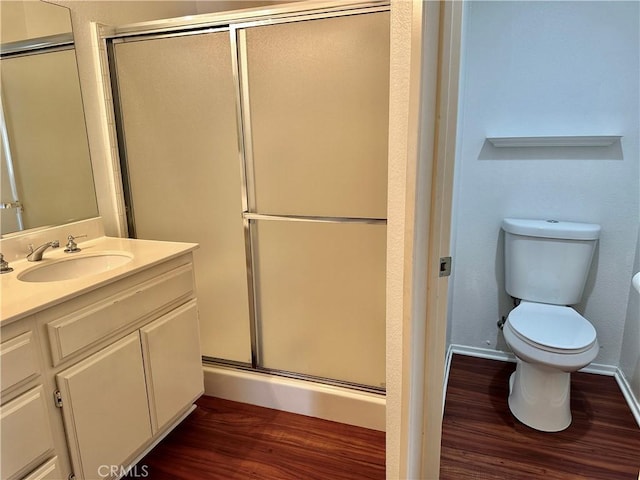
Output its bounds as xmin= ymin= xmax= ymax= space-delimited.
xmin=0 ymin=1 xmax=71 ymax=42
xmin=449 ymin=1 xmax=640 ymax=367
xmin=620 ymin=230 xmax=640 ymax=401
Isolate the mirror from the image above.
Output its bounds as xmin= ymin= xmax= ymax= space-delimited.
xmin=0 ymin=1 xmax=98 ymax=236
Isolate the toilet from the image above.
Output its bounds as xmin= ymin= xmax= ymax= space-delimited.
xmin=501 ymin=218 xmax=600 ymax=432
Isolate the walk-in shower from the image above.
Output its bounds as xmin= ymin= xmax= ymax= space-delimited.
xmin=106 ymin=3 xmax=390 ymax=403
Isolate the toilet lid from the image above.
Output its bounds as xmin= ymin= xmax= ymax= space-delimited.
xmin=508 ymin=302 xmax=597 ymax=351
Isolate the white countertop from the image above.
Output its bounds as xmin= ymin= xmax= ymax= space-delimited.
xmin=1 ymin=236 xmax=198 ymax=325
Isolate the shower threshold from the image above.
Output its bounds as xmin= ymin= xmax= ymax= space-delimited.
xmin=201 ymin=357 xmax=386 ymax=431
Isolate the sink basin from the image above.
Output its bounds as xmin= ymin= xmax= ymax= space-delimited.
xmin=18 ymin=252 xmax=133 ymax=283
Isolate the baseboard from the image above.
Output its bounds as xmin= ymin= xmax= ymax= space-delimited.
xmin=203 ymin=364 xmax=385 ymax=431
xmin=449 ymin=344 xmax=616 ymax=375
xmin=443 ymin=346 xmax=454 ymax=412
xmin=447 ymin=344 xmax=639 ymax=427
xmin=581 ymin=362 xmax=618 ymax=376
xmin=444 ymin=344 xmax=454 ymax=369
xmin=449 ymin=344 xmax=516 ymax=363
xmin=614 ymin=368 xmax=640 ymax=428
xmin=202 ymin=346 xmax=639 ymax=433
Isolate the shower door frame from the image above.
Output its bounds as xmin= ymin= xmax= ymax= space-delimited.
xmin=107 ymin=2 xmax=390 ymax=395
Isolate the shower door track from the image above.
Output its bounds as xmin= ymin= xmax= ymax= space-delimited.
xmin=202 ymin=356 xmax=385 ymax=395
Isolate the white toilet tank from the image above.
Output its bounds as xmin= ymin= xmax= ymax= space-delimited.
xmin=502 ymin=218 xmax=600 ymax=305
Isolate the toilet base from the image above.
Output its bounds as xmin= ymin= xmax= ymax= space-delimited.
xmin=508 ymin=359 xmax=572 ymax=432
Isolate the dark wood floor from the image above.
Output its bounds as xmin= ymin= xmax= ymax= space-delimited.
xmin=125 ymin=396 xmax=385 ymax=480
xmin=127 ymin=354 xmax=639 ymax=479
xmin=440 ymin=354 xmax=640 ymax=480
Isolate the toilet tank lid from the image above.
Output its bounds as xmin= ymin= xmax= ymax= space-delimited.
xmin=502 ymin=218 xmax=601 ymax=240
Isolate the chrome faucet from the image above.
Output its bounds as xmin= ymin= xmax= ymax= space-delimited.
xmin=27 ymin=240 xmax=60 ymax=262
xmin=0 ymin=253 xmax=13 ymax=273
xmin=64 ymin=234 xmax=87 ymax=253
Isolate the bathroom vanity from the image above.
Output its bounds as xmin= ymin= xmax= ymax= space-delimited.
xmin=0 ymin=226 xmax=203 ymax=480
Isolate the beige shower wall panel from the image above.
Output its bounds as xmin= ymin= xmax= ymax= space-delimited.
xmin=113 ymin=32 xmax=251 ymax=363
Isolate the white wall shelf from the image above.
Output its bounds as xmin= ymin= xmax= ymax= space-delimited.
xmin=486 ymin=135 xmax=622 ymax=148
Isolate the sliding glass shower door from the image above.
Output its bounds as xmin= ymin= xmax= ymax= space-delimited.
xmin=241 ymin=12 xmax=389 ymax=388
xmin=112 ymin=31 xmax=252 ymax=363
xmin=110 ymin=8 xmax=389 ymax=389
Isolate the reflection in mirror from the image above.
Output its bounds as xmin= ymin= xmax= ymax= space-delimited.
xmin=0 ymin=1 xmax=98 ymax=236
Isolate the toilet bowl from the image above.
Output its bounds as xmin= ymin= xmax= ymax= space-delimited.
xmin=503 ymin=301 xmax=598 ymax=432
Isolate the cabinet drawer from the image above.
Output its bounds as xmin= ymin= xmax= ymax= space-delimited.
xmin=47 ymin=264 xmax=194 ymax=365
xmin=0 ymin=386 xmax=54 ymax=480
xmin=22 ymin=457 xmax=60 ymax=480
xmin=0 ymin=332 xmax=39 ymax=394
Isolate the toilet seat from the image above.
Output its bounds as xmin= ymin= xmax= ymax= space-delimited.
xmin=503 ymin=301 xmax=600 ymax=431
xmin=507 ymin=301 xmax=596 ymax=354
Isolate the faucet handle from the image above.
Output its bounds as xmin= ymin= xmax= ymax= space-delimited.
xmin=64 ymin=234 xmax=86 ymax=253
xmin=0 ymin=253 xmax=13 ymax=274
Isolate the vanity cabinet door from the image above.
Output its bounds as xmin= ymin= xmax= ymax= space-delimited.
xmin=0 ymin=386 xmax=54 ymax=480
xmin=56 ymin=332 xmax=152 ymax=480
xmin=140 ymin=299 xmax=204 ymax=433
